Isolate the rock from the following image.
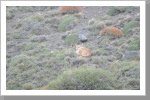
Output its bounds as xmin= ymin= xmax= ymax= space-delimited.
xmin=122 ymin=51 xmax=140 ymax=60
xmin=31 ymin=35 xmax=48 ymax=42
xmin=78 ymin=34 xmax=87 ymax=42
xmin=105 ymin=46 xmax=116 ymax=52
xmin=61 ymin=34 xmax=67 ymax=40
xmin=38 ymin=36 xmax=48 ymax=42
xmin=77 ymin=30 xmax=89 ymax=42
xmin=72 ymin=58 xmax=85 ymax=65
xmin=135 ymin=17 xmax=140 ymax=21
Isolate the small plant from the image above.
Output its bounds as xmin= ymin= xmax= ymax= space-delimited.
xmin=100 ymin=27 xmax=123 ymax=38
xmin=122 ymin=21 xmax=140 ymax=34
xmin=30 ymin=13 xmax=44 ymax=22
xmin=58 ymin=16 xmax=79 ymax=32
xmin=98 ymin=37 xmax=111 ymax=45
xmin=128 ymin=37 xmax=140 ymax=51
xmin=10 ymin=54 xmax=35 ymax=71
xmin=22 ymin=83 xmax=33 ymax=90
xmin=6 ymin=7 xmax=18 ymax=20
xmin=64 ymin=33 xmax=80 ymax=46
xmin=107 ymin=6 xmax=132 ymax=16
xmin=12 ymin=31 xmax=29 ymax=39
xmin=60 ymin=6 xmax=83 ymax=14
xmin=17 ymin=6 xmax=34 ymax=13
xmin=44 ymin=67 xmax=116 ymax=90
xmin=108 ymin=60 xmax=140 ymax=89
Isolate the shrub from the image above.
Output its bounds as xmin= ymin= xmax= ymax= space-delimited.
xmin=64 ymin=33 xmax=80 ymax=46
xmin=98 ymin=36 xmax=111 ymax=45
xmin=60 ymin=6 xmax=83 ymax=14
xmin=30 ymin=13 xmax=44 ymax=22
xmin=58 ymin=16 xmax=79 ymax=32
xmin=108 ymin=60 xmax=140 ymax=90
xmin=122 ymin=21 xmax=140 ymax=34
xmin=10 ymin=54 xmax=35 ymax=71
xmin=6 ymin=7 xmax=18 ymax=20
xmin=128 ymin=37 xmax=140 ymax=51
xmin=44 ymin=67 xmax=116 ymax=90
xmin=22 ymin=83 xmax=33 ymax=90
xmin=40 ymin=89 xmax=48 ymax=90
xmin=12 ymin=31 xmax=29 ymax=39
xmin=107 ymin=6 xmax=132 ymax=16
xmin=17 ymin=6 xmax=34 ymax=13
xmin=100 ymin=27 xmax=123 ymax=38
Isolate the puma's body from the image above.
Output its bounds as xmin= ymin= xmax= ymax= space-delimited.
xmin=75 ymin=45 xmax=92 ymax=58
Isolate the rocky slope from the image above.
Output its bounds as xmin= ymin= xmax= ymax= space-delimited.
xmin=6 ymin=6 xmax=140 ymax=90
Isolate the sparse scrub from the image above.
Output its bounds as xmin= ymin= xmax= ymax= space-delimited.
xmin=10 ymin=54 xmax=35 ymax=71
xmin=58 ymin=16 xmax=79 ymax=32
xmin=12 ymin=31 xmax=29 ymax=39
xmin=6 ymin=6 xmax=140 ymax=90
xmin=73 ymin=12 xmax=84 ymax=19
xmin=98 ymin=36 xmax=111 ymax=45
xmin=17 ymin=6 xmax=34 ymax=13
xmin=64 ymin=33 xmax=80 ymax=46
xmin=91 ymin=56 xmax=107 ymax=67
xmin=60 ymin=6 xmax=83 ymax=14
xmin=22 ymin=83 xmax=34 ymax=90
xmin=122 ymin=21 xmax=140 ymax=34
xmin=7 ymin=81 xmax=21 ymax=90
xmin=6 ymin=6 xmax=18 ymax=20
xmin=30 ymin=35 xmax=48 ymax=42
xmin=43 ymin=67 xmax=116 ymax=90
xmin=128 ymin=37 xmax=140 ymax=51
xmin=107 ymin=6 xmax=132 ymax=16
xmin=23 ymin=43 xmax=38 ymax=51
xmin=108 ymin=60 xmax=140 ymax=89
xmin=30 ymin=13 xmax=44 ymax=22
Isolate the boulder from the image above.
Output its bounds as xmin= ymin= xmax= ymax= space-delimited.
xmin=61 ymin=34 xmax=68 ymax=40
xmin=122 ymin=51 xmax=140 ymax=60
xmin=78 ymin=34 xmax=87 ymax=42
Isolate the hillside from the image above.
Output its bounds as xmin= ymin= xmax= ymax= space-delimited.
xmin=6 ymin=6 xmax=140 ymax=90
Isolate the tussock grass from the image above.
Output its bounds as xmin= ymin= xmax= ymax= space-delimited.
xmin=58 ymin=16 xmax=79 ymax=32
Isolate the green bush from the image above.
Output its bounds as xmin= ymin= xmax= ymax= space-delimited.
xmin=107 ymin=6 xmax=132 ymax=16
xmin=12 ymin=31 xmax=28 ymax=39
xmin=30 ymin=14 xmax=44 ymax=22
xmin=22 ymin=83 xmax=33 ymax=90
xmin=122 ymin=21 xmax=140 ymax=34
xmin=6 ymin=7 xmax=18 ymax=20
xmin=17 ymin=6 xmax=34 ymax=13
xmin=58 ymin=16 xmax=79 ymax=32
xmin=10 ymin=54 xmax=35 ymax=71
xmin=128 ymin=37 xmax=140 ymax=51
xmin=108 ymin=60 xmax=140 ymax=90
xmin=44 ymin=67 xmax=116 ymax=90
xmin=64 ymin=33 xmax=80 ymax=46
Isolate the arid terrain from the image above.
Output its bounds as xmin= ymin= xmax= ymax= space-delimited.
xmin=6 ymin=6 xmax=140 ymax=90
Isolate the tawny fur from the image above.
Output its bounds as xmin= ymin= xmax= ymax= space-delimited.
xmin=75 ymin=45 xmax=92 ymax=58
